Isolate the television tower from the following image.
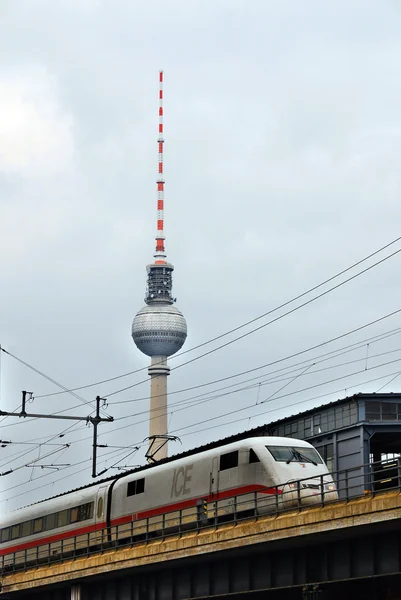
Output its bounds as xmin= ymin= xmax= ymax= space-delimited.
xmin=132 ymin=71 xmax=187 ymax=462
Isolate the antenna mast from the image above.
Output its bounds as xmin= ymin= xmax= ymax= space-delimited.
xmin=155 ymin=70 xmax=165 ymax=263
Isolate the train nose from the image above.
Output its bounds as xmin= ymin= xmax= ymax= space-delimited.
xmin=281 ymin=479 xmax=338 ymax=507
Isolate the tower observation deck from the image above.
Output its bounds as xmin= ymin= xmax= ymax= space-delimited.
xmin=132 ymin=71 xmax=187 ymax=462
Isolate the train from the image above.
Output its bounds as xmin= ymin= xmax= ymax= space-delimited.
xmin=0 ymin=436 xmax=337 ymax=569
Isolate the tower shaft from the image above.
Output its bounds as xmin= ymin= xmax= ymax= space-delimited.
xmin=148 ymin=356 xmax=170 ymax=460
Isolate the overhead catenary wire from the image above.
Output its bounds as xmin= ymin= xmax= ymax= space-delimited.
xmin=112 ymin=346 xmax=401 ymax=425
xmin=2 ymin=315 xmax=400 ymax=473
xmin=3 ymin=365 xmax=400 ymax=508
xmin=5 ymin=310 xmax=400 ymax=436
xmin=35 ymin=235 xmax=401 ymax=400
xmin=111 ymin=326 xmax=401 ymax=407
xmin=94 ymin=355 xmax=401 ymax=442
xmin=0 ymin=348 xmax=111 ymax=418
xmin=168 ymin=369 xmax=401 ymax=440
xmin=3 ymin=243 xmax=401 ymax=503
xmin=1 ymin=309 xmax=401 ymax=442
xmin=105 ymin=248 xmax=401 ymax=399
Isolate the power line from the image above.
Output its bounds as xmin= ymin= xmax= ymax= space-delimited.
xmin=4 ymin=365 xmax=401 ymax=508
xmin=4 ymin=317 xmax=400 ymax=474
xmin=2 ymin=313 xmax=400 ymax=493
xmin=91 ymin=354 xmax=401 ymax=444
xmin=106 ymin=304 xmax=401 ymax=401
xmin=35 ymin=235 xmax=401 ymax=400
xmin=171 ymin=369 xmax=401 ymax=441
xmin=110 ymin=326 xmax=401 ymax=406
xmin=0 ymin=348 xmax=111 ymax=418
xmin=112 ymin=346 xmax=401 ymax=424
xmin=105 ymin=249 xmax=401 ymax=399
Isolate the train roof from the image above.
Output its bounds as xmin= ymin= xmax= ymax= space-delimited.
xmin=14 ymin=435 xmax=314 ymax=512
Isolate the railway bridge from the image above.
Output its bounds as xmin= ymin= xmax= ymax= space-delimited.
xmin=2 ymin=488 xmax=401 ymax=600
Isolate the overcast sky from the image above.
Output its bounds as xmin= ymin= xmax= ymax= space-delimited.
xmin=1 ymin=0 xmax=401 ymax=512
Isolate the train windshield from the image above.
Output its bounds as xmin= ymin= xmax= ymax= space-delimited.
xmin=266 ymin=446 xmax=323 ymax=465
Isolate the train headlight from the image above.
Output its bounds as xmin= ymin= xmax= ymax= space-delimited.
xmin=325 ymin=484 xmax=336 ymax=491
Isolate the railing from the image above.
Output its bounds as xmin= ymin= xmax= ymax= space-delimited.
xmin=2 ymin=457 xmax=401 ymax=575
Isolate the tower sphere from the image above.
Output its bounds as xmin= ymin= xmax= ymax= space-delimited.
xmin=132 ymin=304 xmax=187 ymax=357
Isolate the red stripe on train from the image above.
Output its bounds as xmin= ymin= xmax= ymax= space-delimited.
xmin=0 ymin=521 xmax=106 ymax=557
xmin=111 ymin=484 xmax=280 ymax=526
xmin=0 ymin=484 xmax=281 ymax=557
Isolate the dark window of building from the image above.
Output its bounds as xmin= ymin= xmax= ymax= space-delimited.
xmin=382 ymin=403 xmax=397 ymax=421
xmin=366 ymin=402 xmax=381 ymax=420
xmin=127 ymin=478 xmax=145 ymax=497
xmin=290 ymin=421 xmax=298 ymax=435
xmin=249 ymin=449 xmax=260 ymax=463
xmin=320 ymin=413 xmax=328 ymax=433
xmin=315 ymin=443 xmax=334 ymax=472
xmin=335 ymin=407 xmax=344 ymax=428
xmin=220 ymin=451 xmax=239 ymax=471
xmin=304 ymin=418 xmax=311 ymax=437
xmin=342 ymin=406 xmax=351 ymax=427
xmin=327 ymin=409 xmax=335 ymax=430
xmin=313 ymin=415 xmax=322 ymax=434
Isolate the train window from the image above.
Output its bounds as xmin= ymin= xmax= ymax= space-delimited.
xmin=249 ymin=449 xmax=260 ymax=463
xmin=33 ymin=518 xmax=43 ymax=534
xmin=70 ymin=503 xmax=93 ymax=523
xmin=1 ymin=528 xmax=10 ymax=543
xmin=71 ymin=507 xmax=79 ymax=523
xmin=45 ymin=513 xmax=57 ymax=530
xmin=81 ymin=503 xmax=94 ymax=520
xmin=97 ymin=497 xmax=103 ymax=518
xmin=21 ymin=521 xmax=32 ymax=538
xmin=11 ymin=524 xmax=20 ymax=540
xmin=220 ymin=450 xmax=238 ymax=471
xmin=267 ymin=446 xmax=293 ymax=462
xmin=266 ymin=446 xmax=323 ymax=464
xmin=58 ymin=510 xmax=69 ymax=527
xmin=127 ymin=478 xmax=145 ymax=497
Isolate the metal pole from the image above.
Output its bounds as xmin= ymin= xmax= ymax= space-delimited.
xmin=92 ymin=396 xmax=100 ymax=478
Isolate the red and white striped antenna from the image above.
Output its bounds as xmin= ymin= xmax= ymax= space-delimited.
xmin=155 ymin=70 xmax=166 ymax=264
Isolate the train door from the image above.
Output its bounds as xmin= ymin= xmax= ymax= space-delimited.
xmin=94 ymin=486 xmax=108 ymax=546
xmin=210 ymin=456 xmax=219 ymax=497
xmin=96 ymin=486 xmax=108 ymax=524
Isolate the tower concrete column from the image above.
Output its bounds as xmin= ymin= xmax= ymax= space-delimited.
xmin=148 ymin=355 xmax=170 ymax=460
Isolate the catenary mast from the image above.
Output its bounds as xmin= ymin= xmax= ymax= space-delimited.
xmin=132 ymin=71 xmax=187 ymax=462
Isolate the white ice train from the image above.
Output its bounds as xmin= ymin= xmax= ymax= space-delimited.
xmin=0 ymin=437 xmax=337 ymax=568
